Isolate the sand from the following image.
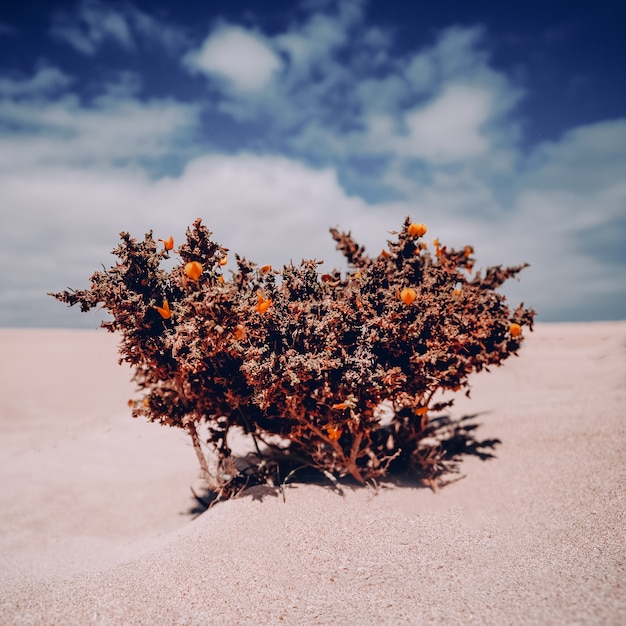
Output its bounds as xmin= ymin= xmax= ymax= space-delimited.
xmin=0 ymin=323 xmax=624 ymax=625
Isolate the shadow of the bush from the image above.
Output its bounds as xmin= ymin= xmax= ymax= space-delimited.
xmin=186 ymin=412 xmax=501 ymax=517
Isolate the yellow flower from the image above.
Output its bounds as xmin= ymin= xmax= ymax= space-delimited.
xmin=158 ymin=236 xmax=174 ymax=251
xmin=408 ymin=223 xmax=427 ymax=237
xmin=155 ymin=298 xmax=171 ymax=319
xmin=509 ymin=323 xmax=522 ymax=337
xmin=184 ymin=261 xmax=203 ymax=281
xmin=325 ymin=424 xmax=343 ymax=441
xmin=256 ymin=291 xmax=273 ymax=314
xmin=400 ymin=287 xmax=417 ymax=305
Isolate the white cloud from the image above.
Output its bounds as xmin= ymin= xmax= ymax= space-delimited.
xmin=0 ymin=66 xmax=72 ymax=97
xmin=387 ymin=84 xmax=491 ymax=162
xmin=0 ymin=88 xmax=200 ymax=171
xmin=524 ymin=119 xmax=626 ymax=194
xmin=50 ymin=0 xmax=133 ymax=55
xmin=50 ymin=0 xmax=189 ymax=56
xmin=187 ymin=13 xmax=521 ymax=176
xmin=185 ymin=26 xmax=283 ymax=93
xmin=0 ymin=154 xmax=375 ymax=327
xmin=4 ymin=117 xmax=625 ymax=327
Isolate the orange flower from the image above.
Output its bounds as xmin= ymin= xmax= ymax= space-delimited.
xmin=158 ymin=236 xmax=174 ymax=251
xmin=408 ymin=223 xmax=427 ymax=237
xmin=184 ymin=261 xmax=203 ymax=281
xmin=400 ymin=287 xmax=417 ymax=305
xmin=509 ymin=323 xmax=522 ymax=337
xmin=259 ymin=264 xmax=272 ymax=274
xmin=233 ymin=324 xmax=246 ymax=340
xmin=453 ymin=288 xmax=461 ymax=297
xmin=380 ymin=249 xmax=391 ymax=258
xmin=256 ymin=291 xmax=272 ymax=314
xmin=218 ymin=256 xmax=228 ymax=266
xmin=332 ymin=402 xmax=349 ymax=410
xmin=414 ymin=406 xmax=428 ymax=416
xmin=325 ymin=425 xmax=343 ymax=441
xmin=155 ymin=298 xmax=171 ymax=319
xmin=142 ymin=397 xmax=150 ymax=408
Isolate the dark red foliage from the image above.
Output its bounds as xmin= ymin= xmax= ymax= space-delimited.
xmin=51 ymin=217 xmax=534 ymax=497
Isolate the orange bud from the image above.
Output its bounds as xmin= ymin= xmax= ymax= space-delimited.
xmin=259 ymin=264 xmax=272 ymax=274
xmin=331 ymin=402 xmax=349 ymax=410
xmin=159 ymin=236 xmax=174 ymax=251
xmin=184 ymin=261 xmax=203 ymax=281
xmin=156 ymin=298 xmax=171 ymax=319
xmin=453 ymin=288 xmax=461 ymax=297
xmin=414 ymin=406 xmax=428 ymax=416
xmin=509 ymin=323 xmax=522 ymax=338
xmin=464 ymin=245 xmax=473 ymax=258
xmin=218 ymin=256 xmax=228 ymax=266
xmin=142 ymin=397 xmax=150 ymax=408
xmin=400 ymin=287 xmax=417 ymax=305
xmin=408 ymin=223 xmax=427 ymax=237
xmin=325 ymin=425 xmax=343 ymax=441
xmin=256 ymin=292 xmax=272 ymax=314
xmin=381 ymin=249 xmax=391 ymax=258
xmin=217 ymin=275 xmax=224 ymax=283
xmin=233 ymin=324 xmax=246 ymax=340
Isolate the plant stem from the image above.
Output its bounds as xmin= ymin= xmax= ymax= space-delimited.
xmin=187 ymin=421 xmax=218 ymax=492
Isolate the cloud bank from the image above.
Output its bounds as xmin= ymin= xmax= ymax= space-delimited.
xmin=0 ymin=0 xmax=624 ymax=326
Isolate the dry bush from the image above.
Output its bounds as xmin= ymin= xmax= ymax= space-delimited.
xmin=51 ymin=217 xmax=534 ymax=500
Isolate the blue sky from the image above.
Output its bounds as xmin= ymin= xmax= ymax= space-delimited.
xmin=0 ymin=0 xmax=624 ymax=327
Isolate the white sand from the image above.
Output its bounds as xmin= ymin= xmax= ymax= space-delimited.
xmin=0 ymin=323 xmax=624 ymax=625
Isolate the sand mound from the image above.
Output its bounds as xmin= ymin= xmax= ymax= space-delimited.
xmin=1 ymin=323 xmax=624 ymax=624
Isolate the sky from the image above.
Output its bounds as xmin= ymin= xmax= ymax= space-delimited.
xmin=0 ymin=0 xmax=624 ymax=327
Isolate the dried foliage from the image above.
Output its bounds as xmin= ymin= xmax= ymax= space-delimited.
xmin=51 ymin=217 xmax=534 ymax=500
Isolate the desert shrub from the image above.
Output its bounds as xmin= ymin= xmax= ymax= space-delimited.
xmin=51 ymin=217 xmax=534 ymax=499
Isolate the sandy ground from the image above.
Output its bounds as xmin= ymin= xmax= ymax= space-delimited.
xmin=0 ymin=322 xmax=624 ymax=625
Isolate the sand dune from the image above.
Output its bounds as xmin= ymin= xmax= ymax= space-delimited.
xmin=1 ymin=323 xmax=624 ymax=625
